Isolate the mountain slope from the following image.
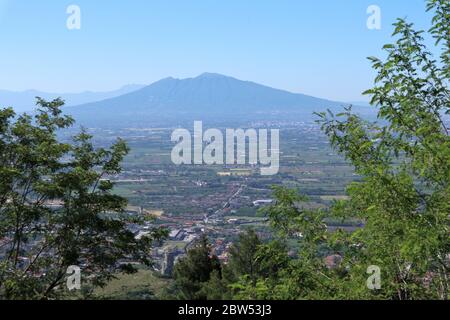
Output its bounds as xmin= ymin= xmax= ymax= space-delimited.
xmin=68 ymin=73 xmax=344 ymax=118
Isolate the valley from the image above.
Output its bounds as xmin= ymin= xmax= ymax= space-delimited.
xmin=69 ymin=117 xmax=362 ymax=281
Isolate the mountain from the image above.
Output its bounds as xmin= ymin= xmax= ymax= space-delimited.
xmin=66 ymin=73 xmax=354 ymax=126
xmin=0 ymin=84 xmax=146 ymax=112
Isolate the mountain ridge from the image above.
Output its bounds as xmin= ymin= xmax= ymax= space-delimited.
xmin=68 ymin=73 xmax=345 ymax=116
xmin=0 ymin=84 xmax=146 ymax=112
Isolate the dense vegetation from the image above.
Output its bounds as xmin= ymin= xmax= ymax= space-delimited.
xmin=0 ymin=0 xmax=448 ymax=300
xmin=170 ymin=0 xmax=449 ymax=300
xmin=0 ymin=98 xmax=167 ymax=299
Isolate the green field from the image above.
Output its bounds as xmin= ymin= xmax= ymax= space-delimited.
xmin=93 ymin=268 xmax=172 ymax=300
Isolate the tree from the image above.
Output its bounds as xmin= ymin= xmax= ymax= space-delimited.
xmin=172 ymin=234 xmax=221 ymax=300
xmin=230 ymin=0 xmax=449 ymax=300
xmin=230 ymin=189 xmax=340 ymax=300
xmin=317 ymin=0 xmax=449 ymax=299
xmin=219 ymin=228 xmax=290 ymax=300
xmin=227 ymin=229 xmax=262 ymax=285
xmin=0 ymin=98 xmax=167 ymax=300
xmin=201 ymin=270 xmax=231 ymax=300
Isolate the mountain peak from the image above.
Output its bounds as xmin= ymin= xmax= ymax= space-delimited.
xmin=196 ymin=72 xmax=230 ymax=79
xmin=66 ymin=73 xmax=347 ymax=126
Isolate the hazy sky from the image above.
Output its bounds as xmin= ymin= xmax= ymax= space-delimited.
xmin=0 ymin=0 xmax=436 ymax=101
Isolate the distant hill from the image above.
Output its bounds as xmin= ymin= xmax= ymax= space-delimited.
xmin=66 ymin=73 xmax=352 ymax=125
xmin=0 ymin=84 xmax=146 ymax=112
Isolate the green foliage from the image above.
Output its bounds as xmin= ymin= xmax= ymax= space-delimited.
xmin=227 ymin=190 xmax=345 ymax=300
xmin=315 ymin=0 xmax=449 ymax=299
xmin=201 ymin=270 xmax=230 ymax=300
xmin=170 ymin=230 xmax=289 ymax=300
xmin=172 ymin=235 xmax=221 ymax=300
xmin=227 ymin=229 xmax=262 ymax=285
xmin=203 ymin=229 xmax=289 ymax=300
xmin=229 ymin=0 xmax=449 ymax=300
xmin=93 ymin=268 xmax=171 ymax=300
xmin=0 ymin=98 xmax=167 ymax=300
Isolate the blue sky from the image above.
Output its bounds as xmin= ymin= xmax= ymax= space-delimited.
xmin=0 ymin=0 xmax=436 ymax=101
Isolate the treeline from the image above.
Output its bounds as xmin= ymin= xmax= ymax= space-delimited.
xmin=164 ymin=229 xmax=289 ymax=300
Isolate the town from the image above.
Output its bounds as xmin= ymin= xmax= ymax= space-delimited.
xmin=79 ymin=118 xmax=363 ymax=283
xmin=171 ymin=121 xmax=280 ymax=175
